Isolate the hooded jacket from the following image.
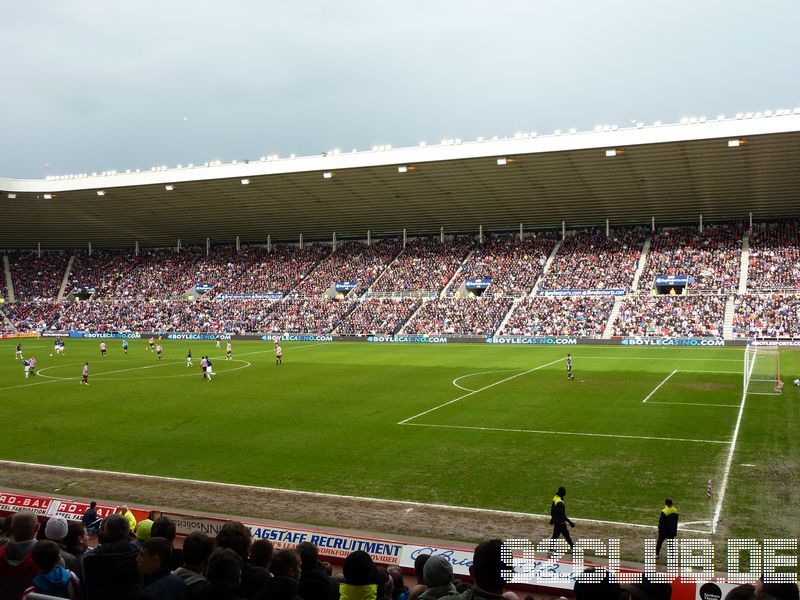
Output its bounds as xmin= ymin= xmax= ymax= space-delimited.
xmin=22 ymin=566 xmax=81 ymax=599
xmin=0 ymin=540 xmax=39 ymax=600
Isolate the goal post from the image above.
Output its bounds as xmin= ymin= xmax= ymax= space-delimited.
xmin=743 ymin=344 xmax=783 ymax=395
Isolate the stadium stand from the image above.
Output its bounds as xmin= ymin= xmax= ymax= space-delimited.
xmin=500 ymin=296 xmax=614 ymax=337
xmin=292 ymin=240 xmax=402 ymax=297
xmin=336 ymin=298 xmax=421 ymax=335
xmin=612 ymin=295 xmax=726 ymax=337
xmin=449 ymin=232 xmax=558 ymax=296
xmin=7 ymin=251 xmax=69 ymax=301
xmin=403 ymin=297 xmax=514 ymax=336
xmin=638 ymin=225 xmax=743 ymax=293
xmin=732 ymin=293 xmax=800 ymax=339
xmin=537 ymin=228 xmax=646 ymax=291
xmin=370 ymin=236 xmax=472 ymax=294
xmin=747 ymin=221 xmax=800 ymax=291
xmin=259 ymin=297 xmax=355 ymax=333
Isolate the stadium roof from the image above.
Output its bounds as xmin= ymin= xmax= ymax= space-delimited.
xmin=2 ymin=112 xmax=800 ymax=249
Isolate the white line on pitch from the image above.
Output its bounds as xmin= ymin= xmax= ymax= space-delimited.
xmin=0 ymin=458 xmax=708 ymax=533
xmin=576 ymin=356 xmax=741 ymax=362
xmin=401 ymin=422 xmax=730 ymax=445
xmin=642 ymin=370 xmax=678 ymax=403
xmin=647 ymin=401 xmax=739 ymax=408
xmin=712 ymin=353 xmax=752 ymax=533
xmin=451 ymin=369 xmax=519 ymax=392
xmin=398 ymin=357 xmax=565 ymax=425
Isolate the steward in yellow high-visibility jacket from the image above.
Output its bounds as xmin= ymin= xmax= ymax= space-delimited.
xmin=549 ymin=487 xmax=575 ymax=549
xmin=656 ymin=498 xmax=679 ymax=556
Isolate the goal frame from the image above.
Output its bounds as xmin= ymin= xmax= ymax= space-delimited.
xmin=743 ymin=343 xmax=783 ymax=396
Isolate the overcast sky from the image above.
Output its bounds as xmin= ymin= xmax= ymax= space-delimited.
xmin=2 ymin=1 xmax=799 ymax=179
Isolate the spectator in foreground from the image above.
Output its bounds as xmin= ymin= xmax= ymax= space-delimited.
xmin=216 ymin=521 xmax=267 ymax=596
xmin=174 ymin=532 xmax=214 ymax=598
xmin=419 ymin=555 xmax=458 ymax=600
xmin=254 ymin=549 xmax=303 ymax=600
xmin=623 ymin=577 xmax=671 ymax=600
xmin=151 ymin=516 xmax=183 ymax=570
xmin=452 ymin=539 xmax=509 ymax=600
xmin=724 ymin=584 xmax=755 ymax=600
xmin=22 ymin=539 xmax=81 ymax=599
xmin=200 ymin=548 xmax=248 ymax=599
xmin=755 ymin=577 xmax=799 ymax=600
xmin=43 ymin=516 xmax=81 ymax=577
xmin=340 ymin=550 xmax=378 ymax=600
xmin=250 ymin=539 xmax=274 ymax=575
xmin=81 ymin=513 xmax=143 ymax=599
xmin=0 ymin=511 xmax=40 ymax=600
xmin=137 ymin=536 xmax=189 ymax=600
xmin=388 ymin=566 xmax=408 ymax=600
xmin=398 ymin=554 xmax=429 ymax=600
xmin=296 ymin=541 xmax=339 ymax=600
xmin=572 ymin=567 xmax=620 ymax=600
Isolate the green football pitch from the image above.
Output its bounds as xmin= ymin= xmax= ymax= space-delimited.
xmin=1 ymin=338 xmax=798 ymax=539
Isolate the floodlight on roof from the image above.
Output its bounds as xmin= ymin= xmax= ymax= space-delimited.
xmin=764 ymin=110 xmax=773 ymax=117
xmin=610 ymin=125 xmax=618 ymax=131
xmin=260 ymin=156 xmax=266 ymax=161
xmin=397 ymin=165 xmax=408 ymax=173
xmin=554 ymin=129 xmax=562 ymax=135
xmin=165 ymin=185 xmax=174 ymax=191
xmin=605 ymin=149 xmax=617 ymax=157
xmin=8 ymin=193 xmax=16 ymax=199
xmin=680 ymin=117 xmax=689 ymax=124
xmin=569 ymin=128 xmax=577 ymax=134
xmin=728 ymin=139 xmax=742 ymax=147
xmin=653 ymin=121 xmax=662 ymax=127
xmin=351 ymin=149 xmax=357 ymax=153
xmin=689 ymin=117 xmax=698 ymax=124
xmin=602 ymin=125 xmax=611 ymax=132
xmin=241 ymin=179 xmax=250 ymax=185
xmin=717 ymin=115 xmax=725 ymax=121
xmin=496 ymin=157 xmax=508 ymax=166
xmin=491 ymin=135 xmax=498 ymax=141
xmin=97 ymin=190 xmax=105 ymax=196
xmin=372 ymin=145 xmax=379 ymax=151
xmin=593 ymin=125 xmax=602 ymax=132
xmin=745 ymin=112 xmax=754 ymax=118
xmin=477 ymin=136 xmax=484 ymax=142
xmin=323 ymin=172 xmax=333 ymax=179
xmin=636 ymin=122 xmax=644 ymax=128
xmin=44 ymin=194 xmax=52 ymax=199
xmin=290 ymin=153 xmax=296 ymax=158
xmin=699 ymin=116 xmax=707 ymax=123
xmin=736 ymin=113 xmax=744 ymax=119
xmin=513 ymin=132 xmax=522 ymax=139
xmin=419 ymin=141 xmax=427 ymax=147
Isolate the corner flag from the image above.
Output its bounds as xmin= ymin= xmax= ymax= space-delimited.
xmin=707 ymin=479 xmax=713 ymax=500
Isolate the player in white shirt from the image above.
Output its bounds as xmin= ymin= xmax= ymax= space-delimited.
xmin=156 ymin=344 xmax=163 ymax=360
xmin=100 ymin=342 xmax=107 ymax=357
xmin=275 ymin=343 xmax=282 ymax=366
xmin=226 ymin=341 xmax=232 ymax=360
xmin=215 ymin=335 xmax=221 ymax=349
xmin=16 ymin=344 xmax=23 ymax=360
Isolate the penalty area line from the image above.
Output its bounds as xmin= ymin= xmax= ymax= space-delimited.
xmin=642 ymin=370 xmax=678 ymax=403
xmin=401 ymin=422 xmax=730 ymax=445
xmin=399 ymin=357 xmax=565 ymax=425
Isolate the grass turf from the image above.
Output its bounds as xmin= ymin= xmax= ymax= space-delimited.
xmin=1 ymin=338 xmax=798 ymax=539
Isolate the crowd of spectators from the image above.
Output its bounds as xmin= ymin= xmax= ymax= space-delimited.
xmin=292 ymin=240 xmax=402 ymax=297
xmin=218 ymin=244 xmax=331 ymax=295
xmin=538 ymin=229 xmax=645 ymax=291
xmin=639 ymin=225 xmax=743 ymax=293
xmin=1 ymin=511 xmax=575 ymax=600
xmin=259 ymin=298 xmax=356 ymax=333
xmin=450 ymin=233 xmax=557 ymax=296
xmin=500 ymin=297 xmax=614 ymax=337
xmin=613 ymin=296 xmax=725 ymax=337
xmin=7 ymin=251 xmax=70 ymax=301
xmin=336 ymin=299 xmax=421 ymax=335
xmin=403 ymin=297 xmax=514 ymax=336
xmin=732 ymin=294 xmax=800 ymax=338
xmin=371 ymin=237 xmax=472 ymax=294
xmin=747 ymin=222 xmax=800 ymax=291
xmin=1 ymin=302 xmax=64 ymax=333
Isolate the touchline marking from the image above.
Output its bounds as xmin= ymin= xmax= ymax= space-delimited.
xmin=452 ymin=369 xmax=520 ymax=392
xmin=576 ymin=356 xmax=741 ymax=362
xmin=399 ymin=357 xmax=565 ymax=425
xmin=647 ymin=401 xmax=738 ymax=408
xmin=642 ymin=370 xmax=678 ymax=403
xmin=0 ymin=458 xmax=709 ymax=533
xmin=400 ymin=422 xmax=730 ymax=445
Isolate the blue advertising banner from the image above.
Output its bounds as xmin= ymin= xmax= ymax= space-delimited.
xmin=335 ymin=281 xmax=358 ymax=292
xmin=465 ymin=278 xmax=493 ymax=289
xmin=654 ymin=275 xmax=689 ymax=286
xmin=487 ymin=337 xmax=578 ymax=345
xmin=216 ymin=293 xmax=283 ymax=300
xmin=536 ymin=289 xmax=626 ymax=297
xmin=620 ymin=337 xmax=725 ymax=347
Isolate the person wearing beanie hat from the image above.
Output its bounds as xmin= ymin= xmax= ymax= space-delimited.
xmin=136 ymin=519 xmax=154 ymax=542
xmin=44 ymin=516 xmax=69 ymax=543
xmin=420 ymin=556 xmax=458 ymax=600
xmin=341 ymin=551 xmax=378 ymax=600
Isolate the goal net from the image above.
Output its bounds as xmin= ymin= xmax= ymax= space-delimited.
xmin=743 ymin=344 xmax=782 ymax=395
